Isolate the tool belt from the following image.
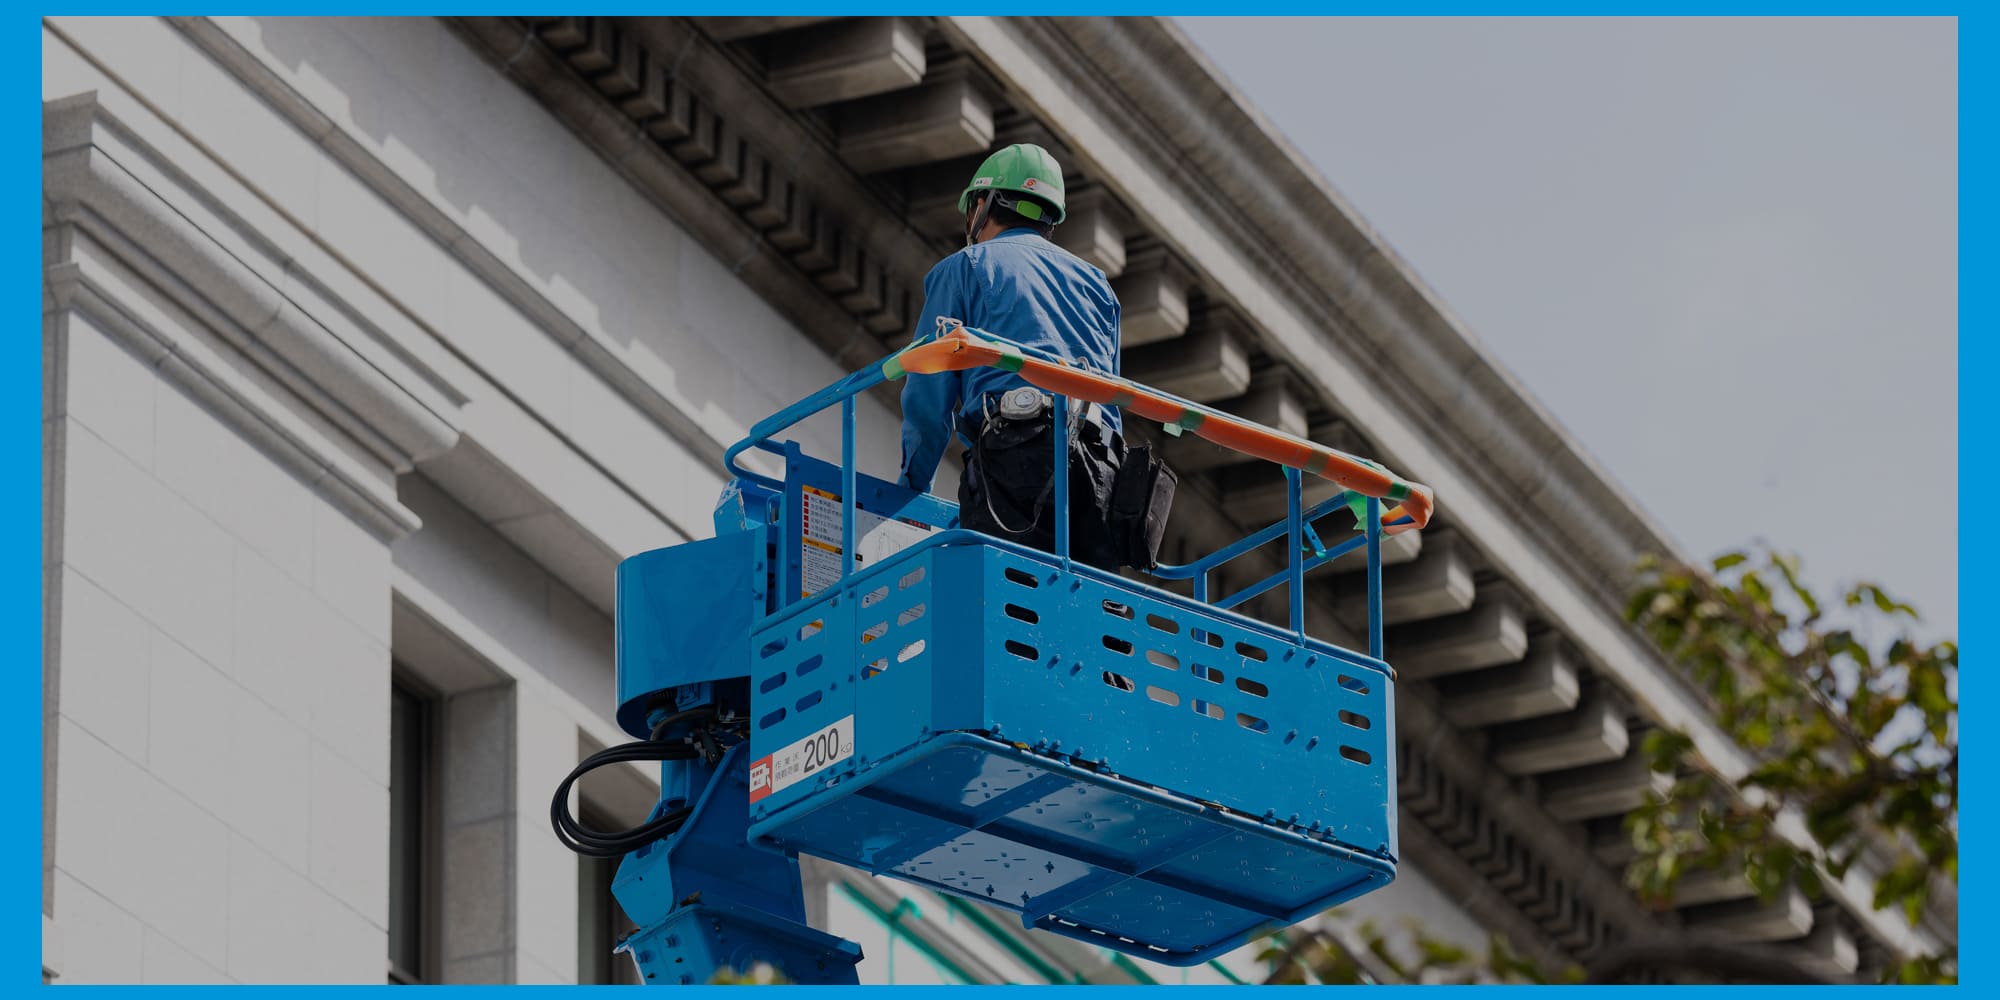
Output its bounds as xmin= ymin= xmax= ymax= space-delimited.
xmin=959 ymin=388 xmax=1177 ymax=571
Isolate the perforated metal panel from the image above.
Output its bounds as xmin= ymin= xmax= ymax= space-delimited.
xmin=745 ymin=534 xmax=1397 ymax=966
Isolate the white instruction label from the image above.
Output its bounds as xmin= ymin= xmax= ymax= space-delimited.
xmin=749 ymin=715 xmax=855 ymax=803
xmin=799 ymin=486 xmax=936 ymax=598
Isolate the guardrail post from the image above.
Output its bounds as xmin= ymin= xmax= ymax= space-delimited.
xmin=1286 ymin=466 xmax=1305 ymax=638
xmin=841 ymin=396 xmax=857 ymax=585
xmin=1052 ymin=394 xmax=1071 ymax=568
xmin=1366 ymin=495 xmax=1383 ymax=660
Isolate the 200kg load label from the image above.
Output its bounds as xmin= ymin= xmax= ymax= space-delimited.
xmin=749 ymin=715 xmax=854 ymax=803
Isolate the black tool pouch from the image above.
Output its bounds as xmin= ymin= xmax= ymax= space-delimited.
xmin=960 ymin=393 xmax=1127 ymax=572
xmin=962 ymin=415 xmax=1053 ymax=539
xmin=1107 ymin=445 xmax=1177 ymax=570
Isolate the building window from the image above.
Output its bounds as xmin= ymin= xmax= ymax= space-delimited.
xmin=388 ymin=677 xmax=437 ymax=984
xmin=577 ymin=811 xmax=642 ymax=985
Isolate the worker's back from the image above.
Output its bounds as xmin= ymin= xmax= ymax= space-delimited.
xmin=949 ymin=228 xmax=1122 ymax=413
xmin=898 ymin=226 xmax=1126 ymax=502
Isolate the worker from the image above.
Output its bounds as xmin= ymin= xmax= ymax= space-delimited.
xmin=897 ymin=143 xmax=1130 ymax=571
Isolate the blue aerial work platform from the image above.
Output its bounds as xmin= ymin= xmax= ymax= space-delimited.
xmin=552 ymin=321 xmax=1436 ymax=983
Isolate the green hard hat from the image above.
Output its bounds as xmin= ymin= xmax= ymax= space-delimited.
xmin=958 ymin=143 xmax=1066 ymax=225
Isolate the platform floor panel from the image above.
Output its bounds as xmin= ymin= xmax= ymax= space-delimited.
xmin=751 ymin=734 xmax=1395 ymax=964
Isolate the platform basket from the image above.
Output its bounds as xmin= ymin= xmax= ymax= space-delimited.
xmin=744 ymin=532 xmax=1397 ymax=966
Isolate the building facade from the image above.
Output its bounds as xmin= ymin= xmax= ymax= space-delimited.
xmin=40 ymin=15 xmax=1950 ymax=985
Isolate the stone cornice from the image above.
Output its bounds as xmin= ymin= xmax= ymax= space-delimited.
xmin=173 ymin=14 xmax=801 ymax=500
xmin=46 ymin=244 xmax=416 ymax=544
xmin=42 ymin=91 xmax=452 ymax=541
xmin=442 ymin=16 xmax=914 ymax=376
xmin=43 ymin=92 xmax=462 ymax=468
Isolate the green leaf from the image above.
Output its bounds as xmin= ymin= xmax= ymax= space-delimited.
xmin=1770 ymin=551 xmax=1822 ymax=620
xmin=1911 ymin=663 xmax=1951 ymax=717
xmin=1641 ymin=728 xmax=1694 ymax=773
xmin=1796 ymin=867 xmax=1824 ymax=898
xmin=1743 ymin=716 xmax=1774 ymax=748
xmin=1741 ymin=571 xmax=1772 ymax=608
xmin=1420 ymin=939 xmax=1469 ymax=966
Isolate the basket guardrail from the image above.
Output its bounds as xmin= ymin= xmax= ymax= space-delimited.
xmin=615 ymin=319 xmax=1438 ymax=965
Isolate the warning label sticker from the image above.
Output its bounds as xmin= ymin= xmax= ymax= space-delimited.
xmin=749 ymin=715 xmax=854 ymax=803
xmin=799 ymin=486 xmax=936 ymax=598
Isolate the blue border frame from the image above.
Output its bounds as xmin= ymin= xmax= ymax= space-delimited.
xmin=25 ymin=9 xmax=1975 ymax=994
xmin=1953 ymin=10 xmax=1981 ymax=989
xmin=21 ymin=12 xmax=47 ymax=991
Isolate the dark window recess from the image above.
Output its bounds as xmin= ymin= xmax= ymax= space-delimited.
xmin=388 ymin=679 xmax=436 ymax=985
xmin=578 ymin=814 xmax=643 ymax=985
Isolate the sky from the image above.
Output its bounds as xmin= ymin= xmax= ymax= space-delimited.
xmin=1176 ymin=16 xmax=1958 ymax=636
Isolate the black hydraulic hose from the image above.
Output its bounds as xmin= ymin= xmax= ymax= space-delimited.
xmin=649 ymin=705 xmax=716 ymax=742
xmin=550 ymin=738 xmax=701 ymax=859
xmin=551 ymin=706 xmax=756 ymax=859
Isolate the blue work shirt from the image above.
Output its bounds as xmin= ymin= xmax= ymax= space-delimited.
xmin=899 ymin=228 xmax=1123 ymax=492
